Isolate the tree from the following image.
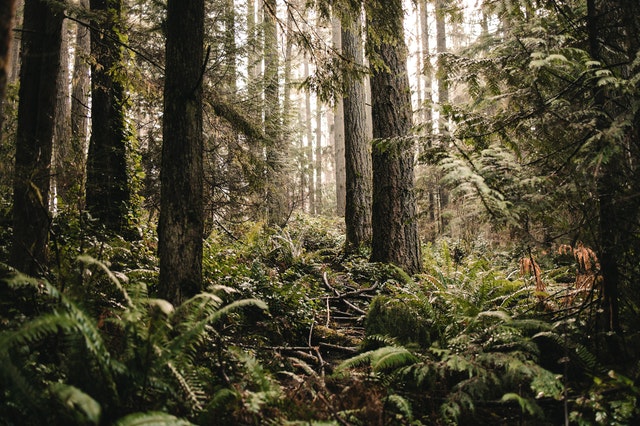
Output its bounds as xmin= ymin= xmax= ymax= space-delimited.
xmin=585 ymin=0 xmax=640 ymax=332
xmin=51 ymin=15 xmax=72 ymax=210
xmin=86 ymin=0 xmax=131 ymax=233
xmin=158 ymin=0 xmax=205 ymax=306
xmin=10 ymin=0 xmax=64 ymax=275
xmin=263 ymin=0 xmax=288 ymax=226
xmin=367 ymin=0 xmax=422 ymax=274
xmin=332 ymin=13 xmax=345 ymax=216
xmin=69 ymin=0 xmax=91 ymax=208
xmin=0 ymin=0 xmax=17 ymax=122
xmin=341 ymin=8 xmax=371 ymax=252
xmin=437 ymin=0 xmax=640 ymax=334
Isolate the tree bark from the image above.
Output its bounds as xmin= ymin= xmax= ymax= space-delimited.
xmin=10 ymin=0 xmax=64 ymax=275
xmin=263 ymin=0 xmax=287 ymax=226
xmin=51 ymin=16 xmax=72 ymax=210
xmin=419 ymin=0 xmax=432 ymax=126
xmin=86 ymin=0 xmax=131 ymax=233
xmin=367 ymin=0 xmax=422 ymax=274
xmin=585 ymin=0 xmax=640 ymax=332
xmin=304 ymin=58 xmax=315 ymax=213
xmin=69 ymin=0 xmax=90 ymax=209
xmin=332 ymin=14 xmax=345 ymax=216
xmin=158 ymin=0 xmax=205 ymax=306
xmin=0 ymin=0 xmax=16 ymax=122
xmin=342 ymin=11 xmax=372 ymax=251
xmin=435 ymin=0 xmax=448 ymax=122
xmin=315 ymin=97 xmax=323 ymax=214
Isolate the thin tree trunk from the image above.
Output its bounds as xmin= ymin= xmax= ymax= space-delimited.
xmin=367 ymin=0 xmax=422 ymax=274
xmin=342 ymin=10 xmax=371 ymax=251
xmin=420 ymin=0 xmax=433 ymax=127
xmin=332 ymin=14 xmax=345 ymax=216
xmin=0 ymin=0 xmax=17 ymax=122
xmin=70 ymin=0 xmax=90 ymax=209
xmin=51 ymin=16 xmax=72 ymax=211
xmin=435 ymin=0 xmax=448 ymax=121
xmin=315 ymin=98 xmax=322 ymax=214
xmin=158 ymin=0 xmax=205 ymax=306
xmin=304 ymin=58 xmax=314 ymax=213
xmin=264 ymin=0 xmax=287 ymax=226
xmin=11 ymin=0 xmax=64 ymax=275
xmin=7 ymin=0 xmax=21 ymax=83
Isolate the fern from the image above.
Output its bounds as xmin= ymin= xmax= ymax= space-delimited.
xmin=49 ymin=383 xmax=102 ymax=425
xmin=1 ymin=256 xmax=270 ymax=424
xmin=114 ymin=411 xmax=194 ymax=426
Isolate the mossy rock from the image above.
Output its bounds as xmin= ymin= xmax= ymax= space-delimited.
xmin=365 ymin=294 xmax=435 ymax=347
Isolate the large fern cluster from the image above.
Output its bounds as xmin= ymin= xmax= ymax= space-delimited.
xmin=335 ymin=244 xmax=566 ymax=424
xmin=0 ymin=257 xmax=267 ymax=425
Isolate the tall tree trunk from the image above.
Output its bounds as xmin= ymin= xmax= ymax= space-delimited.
xmin=51 ymin=16 xmax=72 ymax=211
xmin=10 ymin=0 xmax=64 ymax=275
xmin=246 ymin=0 xmax=258 ymax=101
xmin=263 ymin=0 xmax=287 ymax=226
xmin=435 ymin=0 xmax=448 ymax=123
xmin=7 ymin=0 xmax=21 ymax=84
xmin=86 ymin=0 xmax=131 ymax=233
xmin=70 ymin=0 xmax=90 ymax=209
xmin=332 ymin=14 xmax=345 ymax=216
xmin=367 ymin=0 xmax=422 ymax=274
xmin=0 ymin=0 xmax=17 ymax=125
xmin=315 ymin=98 xmax=322 ymax=214
xmin=342 ymin=11 xmax=371 ymax=251
xmin=419 ymin=0 xmax=432 ymax=127
xmin=223 ymin=0 xmax=237 ymax=94
xmin=304 ymin=58 xmax=314 ymax=213
xmin=586 ymin=0 xmax=622 ymax=332
xmin=158 ymin=0 xmax=205 ymax=306
xmin=584 ymin=0 xmax=640 ymax=333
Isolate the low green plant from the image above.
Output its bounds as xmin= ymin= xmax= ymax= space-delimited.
xmin=0 ymin=257 xmax=267 ymax=425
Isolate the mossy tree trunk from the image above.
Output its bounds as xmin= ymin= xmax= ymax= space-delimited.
xmin=342 ymin=11 xmax=372 ymax=252
xmin=10 ymin=0 xmax=64 ymax=275
xmin=367 ymin=0 xmax=422 ymax=274
xmin=158 ymin=0 xmax=205 ymax=306
xmin=263 ymin=0 xmax=288 ymax=226
xmin=86 ymin=0 xmax=131 ymax=233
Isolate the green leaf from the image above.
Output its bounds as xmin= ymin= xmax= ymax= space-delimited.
xmin=114 ymin=412 xmax=194 ymax=426
xmin=501 ymin=393 xmax=542 ymax=417
xmin=49 ymin=383 xmax=101 ymax=425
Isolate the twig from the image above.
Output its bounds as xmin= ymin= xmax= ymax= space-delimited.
xmin=312 ymin=284 xmax=379 ymax=300
xmin=319 ymin=342 xmax=359 ymax=353
xmin=308 ymin=319 xmax=315 ymax=348
xmin=325 ymin=297 xmax=331 ymax=327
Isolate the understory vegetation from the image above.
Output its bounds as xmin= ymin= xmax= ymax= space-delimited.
xmin=2 ymin=215 xmax=639 ymax=425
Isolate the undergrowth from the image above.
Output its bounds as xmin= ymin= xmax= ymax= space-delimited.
xmin=1 ymin=215 xmax=639 ymax=425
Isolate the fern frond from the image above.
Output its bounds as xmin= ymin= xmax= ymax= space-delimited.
xmin=205 ymin=298 xmax=268 ymax=323
xmin=114 ymin=411 xmax=194 ymax=426
xmin=165 ymin=361 xmax=205 ymax=412
xmin=476 ymin=310 xmax=512 ymax=323
xmin=77 ymin=255 xmax=133 ymax=307
xmin=385 ymin=394 xmax=413 ymax=420
xmin=49 ymin=383 xmax=102 ymax=425
xmin=501 ymin=392 xmax=543 ymax=417
xmin=371 ymin=346 xmax=419 ymax=372
xmin=0 ymin=351 xmax=42 ymax=413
